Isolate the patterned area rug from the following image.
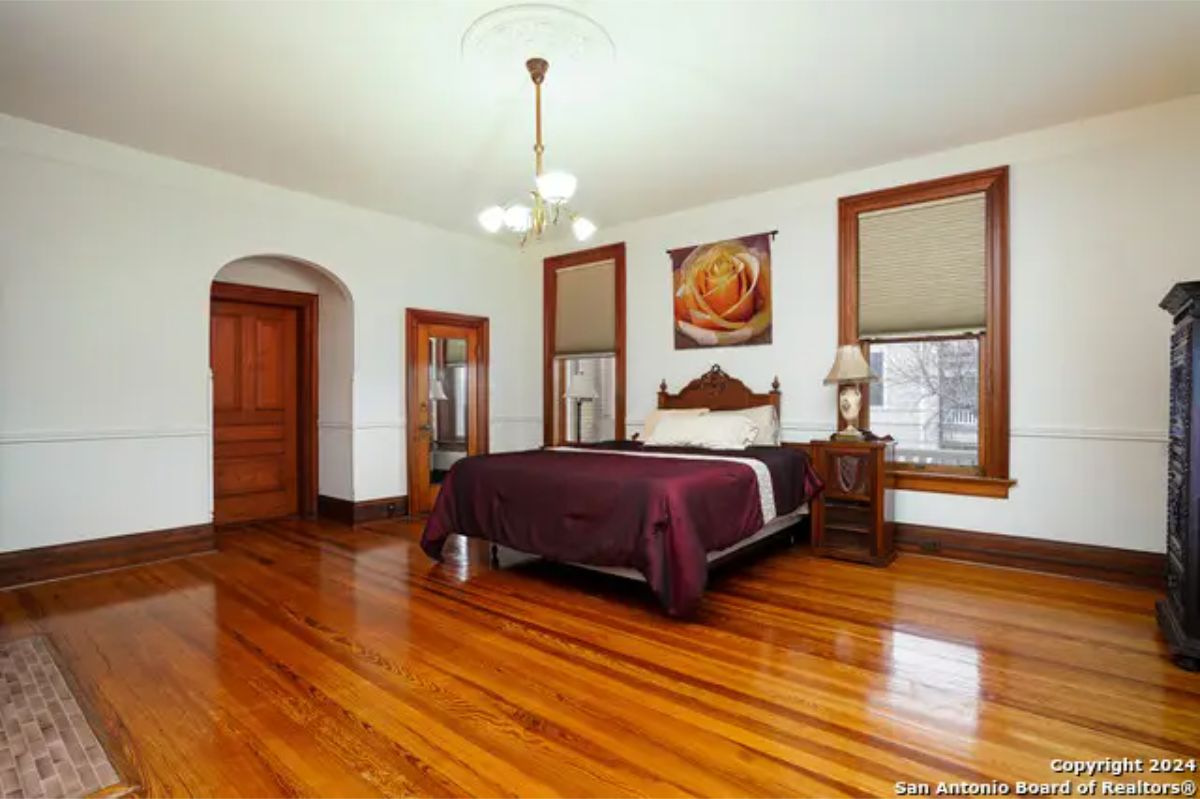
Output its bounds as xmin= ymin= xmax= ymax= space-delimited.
xmin=0 ymin=637 xmax=122 ymax=798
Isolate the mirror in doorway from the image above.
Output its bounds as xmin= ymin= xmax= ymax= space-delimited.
xmin=429 ymin=336 xmax=470 ymax=485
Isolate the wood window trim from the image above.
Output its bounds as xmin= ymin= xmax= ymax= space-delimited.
xmin=543 ymin=243 xmax=626 ymax=446
xmin=211 ymin=280 xmax=319 ymax=517
xmin=838 ymin=166 xmax=1012 ymax=499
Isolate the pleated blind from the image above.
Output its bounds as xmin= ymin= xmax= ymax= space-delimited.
xmin=555 ymin=260 xmax=616 ymax=355
xmin=858 ymin=192 xmax=987 ymax=339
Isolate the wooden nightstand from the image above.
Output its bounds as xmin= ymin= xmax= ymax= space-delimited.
xmin=809 ymin=439 xmax=895 ymax=566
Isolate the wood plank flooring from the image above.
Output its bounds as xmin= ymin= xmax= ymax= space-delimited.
xmin=0 ymin=518 xmax=1196 ymax=797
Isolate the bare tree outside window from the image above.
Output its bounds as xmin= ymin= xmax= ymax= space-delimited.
xmin=869 ymin=338 xmax=979 ymax=467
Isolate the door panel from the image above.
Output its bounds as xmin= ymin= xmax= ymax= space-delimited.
xmin=253 ymin=317 xmax=287 ymax=408
xmin=211 ymin=314 xmax=242 ymax=410
xmin=211 ymin=299 xmax=301 ymax=524
xmin=215 ymin=455 xmax=284 ymax=494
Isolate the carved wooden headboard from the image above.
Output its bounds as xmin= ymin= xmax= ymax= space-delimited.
xmin=657 ymin=365 xmax=781 ymax=414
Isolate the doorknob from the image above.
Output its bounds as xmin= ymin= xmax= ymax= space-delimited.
xmin=418 ymin=424 xmax=432 ymax=434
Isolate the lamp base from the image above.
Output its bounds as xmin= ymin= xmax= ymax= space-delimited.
xmin=836 ymin=385 xmax=866 ymax=441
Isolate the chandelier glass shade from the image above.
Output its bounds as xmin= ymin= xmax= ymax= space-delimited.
xmin=478 ymin=57 xmax=595 ymax=245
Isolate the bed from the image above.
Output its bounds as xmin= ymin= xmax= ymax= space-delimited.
xmin=420 ymin=365 xmax=823 ymax=615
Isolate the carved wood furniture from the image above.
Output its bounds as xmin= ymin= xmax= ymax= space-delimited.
xmin=658 ymin=364 xmax=781 ymax=415
xmin=809 ymin=439 xmax=894 ymax=566
xmin=1158 ymin=282 xmax=1200 ymax=671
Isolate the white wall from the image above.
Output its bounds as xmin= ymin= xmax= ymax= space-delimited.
xmin=0 ymin=114 xmax=542 ymax=552
xmin=3 ymin=95 xmax=1196 ymax=555
xmin=214 ymin=256 xmax=356 ymax=500
xmin=530 ymin=95 xmax=1200 ymax=553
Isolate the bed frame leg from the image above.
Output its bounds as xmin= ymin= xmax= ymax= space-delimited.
xmin=489 ymin=542 xmax=499 ymax=568
xmin=793 ymin=517 xmax=811 ymax=546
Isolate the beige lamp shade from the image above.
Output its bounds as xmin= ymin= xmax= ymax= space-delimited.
xmin=429 ymin=377 xmax=449 ymax=401
xmin=823 ymin=344 xmax=878 ymax=385
xmin=565 ymin=369 xmax=598 ymax=400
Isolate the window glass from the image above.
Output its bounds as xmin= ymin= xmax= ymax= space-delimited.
xmin=558 ymin=355 xmax=617 ymax=443
xmin=869 ymin=338 xmax=979 ymax=468
xmin=869 ymin=351 xmax=885 ymax=408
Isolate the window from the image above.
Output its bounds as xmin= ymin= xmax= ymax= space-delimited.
xmin=558 ymin=356 xmax=616 ymax=443
xmin=544 ymin=243 xmax=626 ymax=445
xmin=839 ymin=167 xmax=1012 ymax=497
xmin=868 ymin=351 xmax=885 ymax=408
xmin=869 ymin=338 xmax=978 ymax=466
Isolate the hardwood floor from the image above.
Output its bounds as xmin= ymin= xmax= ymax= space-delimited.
xmin=0 ymin=518 xmax=1196 ymax=797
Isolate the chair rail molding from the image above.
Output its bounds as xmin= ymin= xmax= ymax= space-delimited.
xmin=1009 ymin=425 xmax=1166 ymax=443
xmin=352 ymin=420 xmax=406 ymax=431
xmin=0 ymin=427 xmax=210 ymax=445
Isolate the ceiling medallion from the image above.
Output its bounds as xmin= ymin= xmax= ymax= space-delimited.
xmin=476 ymin=56 xmax=595 ymax=245
xmin=461 ymin=4 xmax=615 ymax=70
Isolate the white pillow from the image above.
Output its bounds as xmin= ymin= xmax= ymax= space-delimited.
xmin=644 ymin=413 xmax=759 ymax=450
xmin=708 ymin=405 xmax=780 ymax=446
xmin=642 ymin=407 xmax=709 ymax=438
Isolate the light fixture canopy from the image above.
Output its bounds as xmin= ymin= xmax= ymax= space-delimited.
xmin=477 ymin=57 xmax=596 ymax=245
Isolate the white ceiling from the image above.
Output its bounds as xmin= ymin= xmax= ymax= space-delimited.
xmin=2 ymin=1 xmax=1199 ymax=237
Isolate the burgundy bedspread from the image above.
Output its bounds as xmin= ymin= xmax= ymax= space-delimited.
xmin=421 ymin=442 xmax=822 ymax=616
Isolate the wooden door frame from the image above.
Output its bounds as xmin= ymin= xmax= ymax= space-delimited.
xmin=210 ymin=281 xmax=319 ymax=518
xmin=543 ymin=242 xmax=626 ymax=446
xmin=405 ymin=308 xmax=490 ymax=510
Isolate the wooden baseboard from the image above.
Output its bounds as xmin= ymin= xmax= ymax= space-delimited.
xmin=317 ymin=495 xmax=408 ymax=525
xmin=0 ymin=524 xmax=215 ymax=590
xmin=895 ymin=523 xmax=1165 ymax=589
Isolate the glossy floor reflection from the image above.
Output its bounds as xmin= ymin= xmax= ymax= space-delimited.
xmin=0 ymin=518 xmax=1196 ymax=797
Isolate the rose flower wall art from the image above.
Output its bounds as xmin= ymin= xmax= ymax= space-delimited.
xmin=670 ymin=232 xmax=773 ymax=349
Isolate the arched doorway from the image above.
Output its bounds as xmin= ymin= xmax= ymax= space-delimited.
xmin=210 ymin=256 xmax=353 ymax=524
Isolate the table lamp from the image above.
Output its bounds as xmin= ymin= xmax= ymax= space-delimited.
xmin=823 ymin=344 xmax=878 ymax=440
xmin=565 ymin=369 xmax=598 ymax=442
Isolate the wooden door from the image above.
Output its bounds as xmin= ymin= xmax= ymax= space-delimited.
xmin=406 ymin=310 xmax=489 ymax=515
xmin=211 ymin=298 xmax=302 ymax=524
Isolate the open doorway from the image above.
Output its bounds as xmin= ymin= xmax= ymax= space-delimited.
xmin=210 ymin=256 xmax=354 ymax=524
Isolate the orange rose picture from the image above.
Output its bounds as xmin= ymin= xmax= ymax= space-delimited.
xmin=670 ymin=232 xmax=773 ymax=348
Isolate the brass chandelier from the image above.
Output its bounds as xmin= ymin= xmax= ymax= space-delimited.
xmin=477 ymin=57 xmax=596 ymax=245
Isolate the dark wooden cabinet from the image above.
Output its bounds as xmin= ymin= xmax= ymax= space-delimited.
xmin=1159 ymin=282 xmax=1200 ymax=671
xmin=810 ymin=439 xmax=895 ymax=566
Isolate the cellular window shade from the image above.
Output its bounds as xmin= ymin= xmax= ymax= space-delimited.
xmin=858 ymin=192 xmax=987 ymax=339
xmin=555 ymin=260 xmax=616 ymax=355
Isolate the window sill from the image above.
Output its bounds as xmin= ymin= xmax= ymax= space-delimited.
xmin=885 ymin=469 xmax=1015 ymax=498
